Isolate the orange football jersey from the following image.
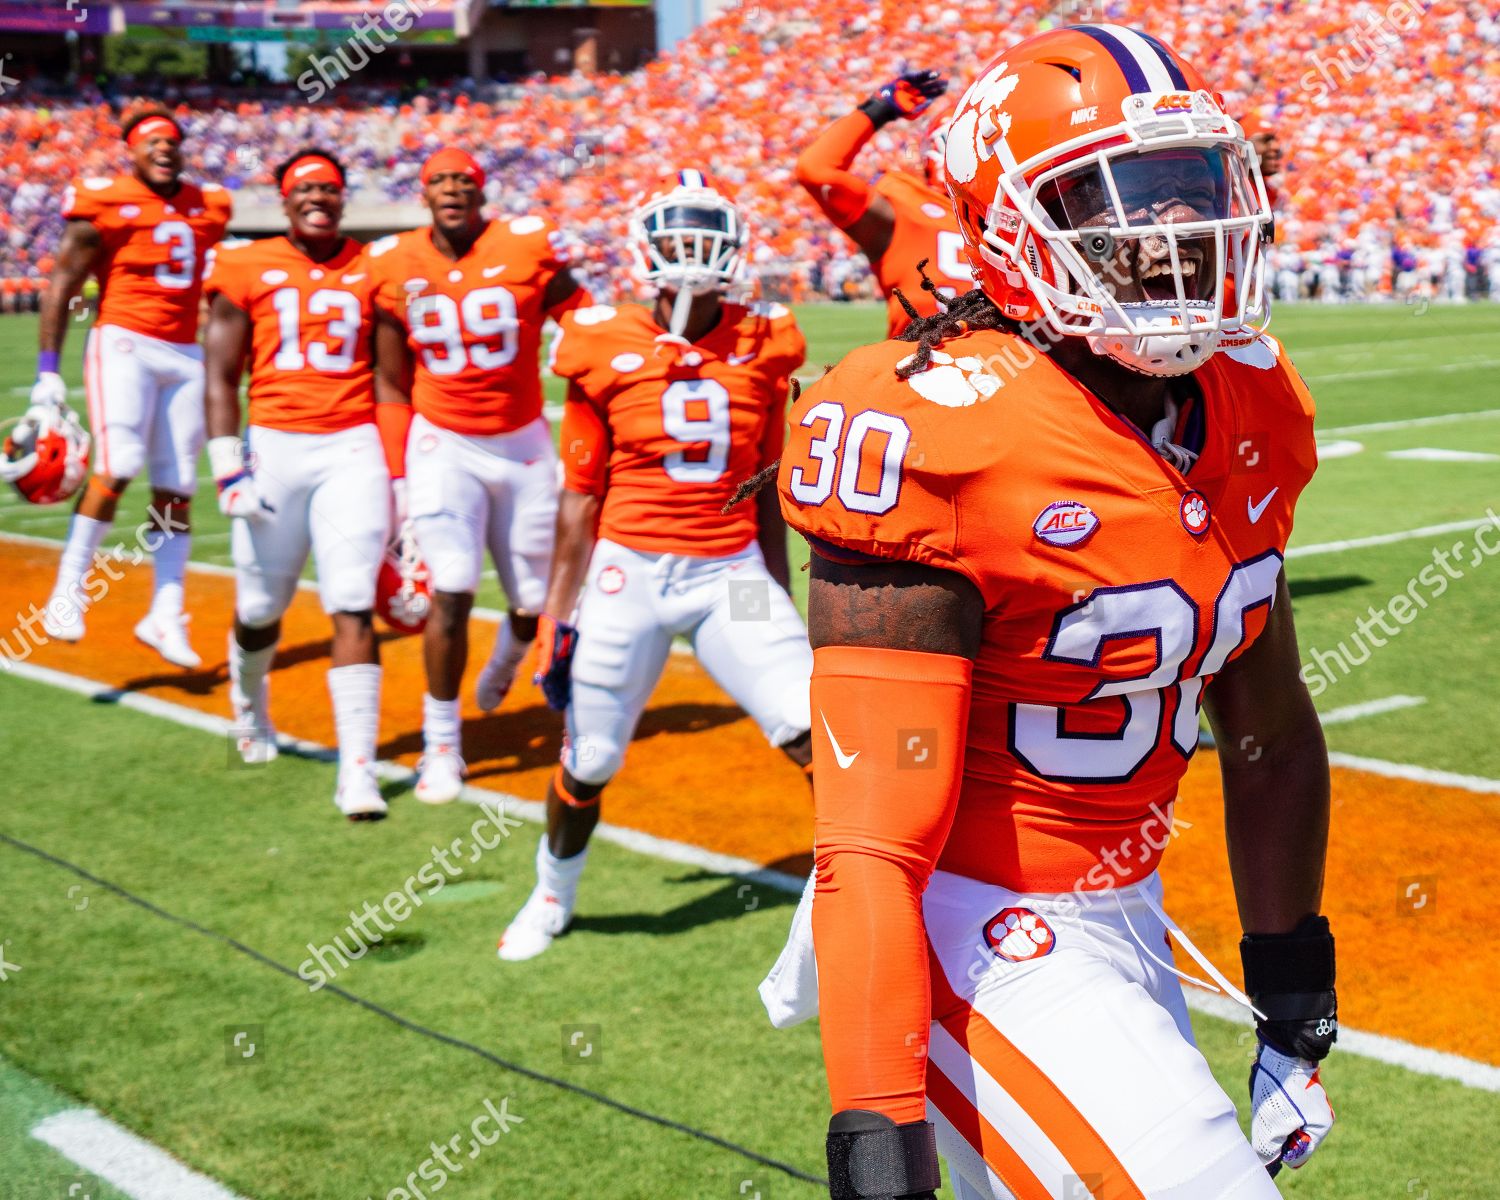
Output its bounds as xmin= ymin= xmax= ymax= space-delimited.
xmin=368 ymin=216 xmax=579 ymax=437
xmin=779 ymin=328 xmax=1317 ymax=893
xmin=203 ymin=236 xmax=374 ymax=434
xmin=872 ymin=171 xmax=974 ymax=337
xmin=552 ymin=301 xmax=805 ymax=557
xmin=63 ymin=175 xmax=232 ymax=344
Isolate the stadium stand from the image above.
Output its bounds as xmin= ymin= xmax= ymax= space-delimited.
xmin=2 ymin=0 xmax=1498 ymax=306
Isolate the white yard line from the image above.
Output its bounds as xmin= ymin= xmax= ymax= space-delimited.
xmin=1318 ymin=695 xmax=1425 ymax=726
xmin=1324 ymin=751 xmax=1500 ymax=796
xmin=1386 ymin=448 xmax=1500 ymax=463
xmin=1305 ymin=358 xmax=1500 ymax=384
xmin=32 ymin=1109 xmax=250 ymax=1200
xmin=3 ymin=657 xmax=1498 ymax=1090
xmin=1319 ymin=407 xmax=1500 ymax=436
xmin=1287 ymin=516 xmax=1496 ymax=558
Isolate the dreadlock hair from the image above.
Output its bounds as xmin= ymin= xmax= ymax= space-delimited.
xmin=722 ymin=378 xmax=801 ymax=513
xmin=893 ymin=259 xmax=1012 ymax=379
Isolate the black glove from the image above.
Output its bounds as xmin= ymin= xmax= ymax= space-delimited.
xmin=858 ymin=70 xmax=948 ymax=129
xmin=826 ymin=1110 xmax=940 ymax=1200
xmin=1239 ymin=913 xmax=1338 ymax=1061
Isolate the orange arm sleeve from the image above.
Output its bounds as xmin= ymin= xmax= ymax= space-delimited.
xmin=796 ymin=110 xmax=879 ymax=230
xmin=559 ymin=383 xmax=609 ymax=497
xmin=811 ymin=644 xmax=973 ymax=1123
xmin=375 ymin=401 xmax=412 ymax=480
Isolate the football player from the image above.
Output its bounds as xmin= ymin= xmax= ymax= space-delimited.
xmin=772 ymin=27 xmax=1335 ymax=1199
xmin=496 ymin=172 xmax=813 ymax=962
xmin=34 ymin=107 xmax=232 ymax=667
xmin=369 ymin=148 xmax=588 ymax=804
xmin=797 ymin=70 xmax=974 ymax=336
xmin=203 ymin=149 xmax=395 ymax=820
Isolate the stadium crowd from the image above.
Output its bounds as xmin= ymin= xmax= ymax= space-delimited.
xmin=2 ymin=0 xmax=1499 ymax=309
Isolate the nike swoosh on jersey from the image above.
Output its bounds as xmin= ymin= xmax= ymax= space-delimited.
xmin=820 ymin=710 xmax=859 ymax=769
xmin=1248 ymin=487 xmax=1279 ymax=524
xmin=727 ymin=352 xmax=756 ymax=366
xmin=483 ymin=265 xmax=506 ymax=278
xmin=341 ymin=273 xmax=365 ymax=284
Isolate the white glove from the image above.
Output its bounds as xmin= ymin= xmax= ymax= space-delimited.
xmin=208 ymin=435 xmax=271 ymax=521
xmin=30 ymin=371 xmax=67 ymax=412
xmin=1249 ymin=1040 xmax=1335 ymax=1172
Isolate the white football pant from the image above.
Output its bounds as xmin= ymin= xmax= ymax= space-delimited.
xmin=83 ymin=323 xmax=204 ymax=493
xmin=563 ymin=538 xmax=812 ymax=785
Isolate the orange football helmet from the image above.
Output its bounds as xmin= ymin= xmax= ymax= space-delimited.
xmin=942 ymin=25 xmax=1272 ymax=375
xmin=376 ymin=522 xmax=431 ymax=636
xmin=0 ymin=402 xmax=90 ymax=504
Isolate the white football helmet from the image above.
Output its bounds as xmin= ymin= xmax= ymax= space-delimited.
xmin=629 ymin=170 xmax=747 ymax=322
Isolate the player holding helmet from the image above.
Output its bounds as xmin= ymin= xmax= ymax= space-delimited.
xmin=771 ymin=27 xmax=1336 ymax=1199
xmin=203 ymin=149 xmax=395 ymax=819
xmin=33 ymin=107 xmax=232 ymax=667
xmin=496 ymin=171 xmax=813 ymax=962
xmin=797 ymin=70 xmax=974 ymax=335
xmin=369 ymin=148 xmax=588 ymax=805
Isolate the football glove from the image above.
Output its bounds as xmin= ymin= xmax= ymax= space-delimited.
xmin=1241 ymin=914 xmax=1338 ymax=1174
xmin=858 ymin=70 xmax=948 ymax=128
xmin=533 ymin=613 xmax=579 ymax=712
xmin=30 ymin=371 xmax=67 ymax=412
xmin=208 ymin=435 xmax=273 ymax=521
xmin=1248 ymin=1040 xmax=1335 ymax=1174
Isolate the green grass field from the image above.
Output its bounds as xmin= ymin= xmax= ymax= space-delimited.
xmin=2 ymin=302 xmax=1499 ymax=1198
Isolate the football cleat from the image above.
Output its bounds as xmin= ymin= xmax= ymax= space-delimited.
xmin=231 ymin=714 xmax=278 ymax=765
xmin=334 ymin=765 xmax=388 ymax=821
xmin=414 ymin=747 xmax=465 ymax=805
xmin=0 ymin=398 xmax=90 ymax=505
xmin=496 ymin=883 xmax=574 ymax=962
xmin=475 ymin=621 xmax=532 ymax=713
xmin=41 ymin=596 xmax=85 ymax=643
xmin=942 ymin=26 xmax=1273 ymax=375
xmin=134 ymin=611 xmax=201 ymax=669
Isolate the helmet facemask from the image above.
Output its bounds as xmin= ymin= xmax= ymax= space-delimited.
xmin=969 ymin=93 xmax=1272 ymax=376
xmin=629 ymin=186 xmax=746 ymax=336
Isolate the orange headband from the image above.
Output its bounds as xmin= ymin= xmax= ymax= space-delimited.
xmin=125 ymin=116 xmax=181 ymax=148
xmin=421 ymin=148 xmax=485 ymax=189
xmin=281 ymin=155 xmax=344 ymax=196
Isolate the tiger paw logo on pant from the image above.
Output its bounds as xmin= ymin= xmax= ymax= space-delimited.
xmin=984 ymin=907 xmax=1056 ymax=962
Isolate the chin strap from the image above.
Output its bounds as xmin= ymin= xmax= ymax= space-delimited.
xmin=1149 ymin=397 xmax=1200 ymax=473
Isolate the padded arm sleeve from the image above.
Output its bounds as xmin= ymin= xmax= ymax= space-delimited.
xmin=811 ymin=644 xmax=973 ymax=1123
xmin=796 ymin=111 xmax=880 ymax=230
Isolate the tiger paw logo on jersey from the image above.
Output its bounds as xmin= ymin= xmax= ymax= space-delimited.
xmin=1033 ymin=500 xmax=1100 ymax=549
xmin=985 ymin=908 xmax=1056 ymax=963
xmin=1180 ymin=491 xmax=1211 ymax=536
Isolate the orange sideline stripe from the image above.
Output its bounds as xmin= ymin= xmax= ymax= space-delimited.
xmin=927 ymin=1065 xmax=1051 ymax=1200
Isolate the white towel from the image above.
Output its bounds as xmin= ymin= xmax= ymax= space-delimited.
xmin=758 ymin=868 xmax=820 ymax=1028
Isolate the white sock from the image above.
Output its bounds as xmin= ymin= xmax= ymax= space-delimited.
xmin=229 ymin=633 xmax=277 ymax=716
xmin=537 ymin=834 xmax=588 ymax=899
xmin=150 ymin=526 xmax=191 ymax=617
xmin=53 ymin=514 xmax=111 ymax=607
xmin=328 ymin=663 xmax=381 ymax=776
xmin=422 ymin=692 xmax=461 ymax=757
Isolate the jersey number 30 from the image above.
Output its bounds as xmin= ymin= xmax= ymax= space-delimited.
xmin=787 ymin=399 xmax=910 ymax=515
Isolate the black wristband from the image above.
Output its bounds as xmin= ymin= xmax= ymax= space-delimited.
xmin=827 ymin=1111 xmax=940 ymax=1200
xmin=856 ymin=96 xmax=902 ymax=130
xmin=1240 ymin=914 xmax=1338 ymax=1061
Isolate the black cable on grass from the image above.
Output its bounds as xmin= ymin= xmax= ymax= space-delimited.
xmin=0 ymin=829 xmax=827 ymax=1189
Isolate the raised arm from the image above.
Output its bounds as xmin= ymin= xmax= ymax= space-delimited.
xmin=806 ymin=551 xmax=982 ymax=1199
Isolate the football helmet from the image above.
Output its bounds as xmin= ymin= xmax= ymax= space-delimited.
xmin=629 ymin=169 xmax=746 ymax=302
xmin=375 ymin=522 xmax=431 ymax=636
xmin=942 ymin=25 xmax=1273 ymax=375
xmin=0 ymin=401 xmax=90 ymax=504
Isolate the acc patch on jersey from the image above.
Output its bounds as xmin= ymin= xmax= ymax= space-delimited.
xmin=984 ymin=907 xmax=1056 ymax=963
xmin=1033 ymin=500 xmax=1099 ymax=548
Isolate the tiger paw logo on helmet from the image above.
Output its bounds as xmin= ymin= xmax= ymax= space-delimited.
xmin=984 ymin=907 xmax=1056 ymax=963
